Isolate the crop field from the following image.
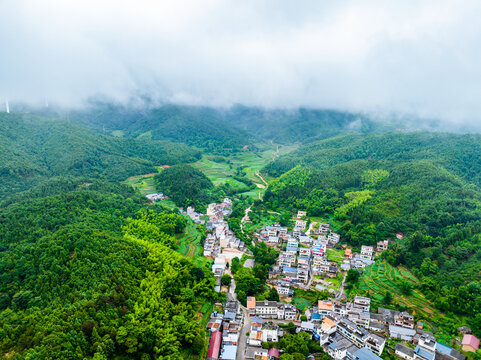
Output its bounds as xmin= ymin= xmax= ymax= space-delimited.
xmin=123 ymin=174 xmax=157 ymax=195
xmin=292 ymin=296 xmax=310 ymax=311
xmin=176 ymin=217 xmax=210 ymax=266
xmin=191 ymin=142 xmax=299 ymax=198
xmin=358 ymin=260 xmax=467 ymax=344
xmin=358 ymin=260 xmax=432 ymax=312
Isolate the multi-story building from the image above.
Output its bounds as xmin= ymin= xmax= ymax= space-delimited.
xmin=255 ymin=301 xmax=278 ymax=319
xmin=318 ymin=300 xmax=334 ymax=316
xmin=365 ymin=333 xmax=386 ymax=355
xmin=278 ymin=252 xmax=296 ymax=267
xmin=328 ymin=232 xmax=341 ymax=245
xmin=297 ymin=266 xmax=309 ymax=284
xmin=353 ymin=295 xmax=371 ymax=312
xmin=360 ymin=246 xmax=374 ymax=261
xmin=337 ymin=318 xmax=370 ymax=348
xmin=296 ymin=220 xmax=307 ymax=231
xmin=299 ymin=247 xmax=311 ymax=258
xmin=377 ymin=240 xmax=389 ymax=252
xmin=395 ymin=312 xmax=415 ymax=329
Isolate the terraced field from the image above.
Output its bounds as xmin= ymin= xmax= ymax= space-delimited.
xmin=357 ymin=260 xmax=468 ymax=344
xmin=123 ymin=173 xmax=156 ymax=196
xmin=176 ymin=217 xmax=210 ymax=266
xmin=359 ymin=260 xmax=434 ymax=317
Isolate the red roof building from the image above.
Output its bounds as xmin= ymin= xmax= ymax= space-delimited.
xmin=206 ymin=331 xmax=222 ymax=359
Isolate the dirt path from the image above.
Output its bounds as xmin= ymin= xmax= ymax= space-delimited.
xmin=306 ymin=221 xmax=317 ymax=236
xmin=255 ymin=171 xmax=268 ymax=189
xmin=240 ymin=207 xmax=252 ymax=234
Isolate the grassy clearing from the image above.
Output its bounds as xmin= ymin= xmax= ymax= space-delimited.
xmin=243 ymin=212 xmax=280 ymax=233
xmin=122 ymin=173 xmax=157 ymax=196
xmin=327 ymin=248 xmax=345 ymax=265
xmin=324 ymin=273 xmax=344 ymax=289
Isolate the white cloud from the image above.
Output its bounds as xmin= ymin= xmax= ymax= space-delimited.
xmin=1 ymin=0 xmax=481 ymax=124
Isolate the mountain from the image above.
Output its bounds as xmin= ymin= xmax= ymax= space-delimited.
xmin=70 ymin=103 xmax=389 ymax=149
xmin=222 ymin=106 xmax=380 ymax=144
xmin=70 ymin=103 xmax=253 ymax=152
xmin=0 ymin=112 xmax=200 ymax=200
xmin=264 ymin=132 xmax=481 ymax=186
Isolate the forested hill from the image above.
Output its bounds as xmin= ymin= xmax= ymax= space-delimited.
xmin=263 ymin=132 xmax=481 ymax=323
xmin=70 ymin=104 xmax=253 ymax=152
xmin=0 ymin=181 xmax=216 ymax=359
xmin=222 ymin=106 xmax=380 ymax=144
xmin=264 ymin=132 xmax=481 ymax=186
xmin=0 ymin=112 xmax=200 ymax=200
xmin=72 ymin=104 xmax=382 ymax=147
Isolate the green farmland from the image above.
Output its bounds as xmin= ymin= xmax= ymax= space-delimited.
xmin=191 ymin=142 xmax=298 ymax=199
xmin=176 ymin=217 xmax=211 ymax=267
xmin=356 ymin=260 xmax=464 ymax=344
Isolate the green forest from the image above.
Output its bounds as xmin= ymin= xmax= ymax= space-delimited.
xmin=0 ymin=113 xmax=200 ymax=200
xmin=0 ymin=181 xmax=216 ymax=359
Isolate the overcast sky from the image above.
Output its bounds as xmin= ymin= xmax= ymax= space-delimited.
xmin=1 ymin=0 xmax=481 ymax=124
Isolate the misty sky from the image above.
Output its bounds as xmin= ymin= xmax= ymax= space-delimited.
xmin=2 ymin=0 xmax=481 ymax=123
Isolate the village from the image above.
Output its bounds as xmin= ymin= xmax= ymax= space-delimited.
xmin=153 ymin=192 xmax=479 ymax=360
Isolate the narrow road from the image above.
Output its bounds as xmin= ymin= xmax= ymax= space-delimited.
xmin=236 ymin=304 xmax=251 ymax=360
xmin=336 ymin=274 xmax=347 ymax=299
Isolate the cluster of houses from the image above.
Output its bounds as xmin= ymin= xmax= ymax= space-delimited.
xmin=206 ymin=299 xmax=281 ymax=360
xmin=394 ymin=326 xmax=479 ymax=360
xmin=395 ymin=332 xmax=467 ymax=360
xmin=258 ymin=211 xmax=344 ymax=292
xmin=206 ymin=300 xmax=245 ymax=360
xmin=204 ymin=206 xmax=475 ymax=360
xmin=285 ymin=295 xmax=467 ymax=360
xmin=202 ymin=198 xmax=249 ymax=292
xmin=260 ymin=210 xmax=388 ymax=298
xmin=241 ymin=295 xmax=388 ymax=360
xmin=184 ymin=205 xmax=205 ymax=224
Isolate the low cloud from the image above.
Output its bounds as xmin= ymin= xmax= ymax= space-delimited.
xmin=2 ymin=0 xmax=481 ymax=126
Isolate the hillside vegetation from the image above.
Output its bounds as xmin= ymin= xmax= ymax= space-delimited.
xmin=0 ymin=181 xmax=215 ymax=359
xmin=154 ymin=164 xmax=215 ymax=210
xmin=71 ymin=104 xmax=253 ymax=153
xmin=0 ymin=113 xmax=200 ymax=200
xmin=265 ymin=132 xmax=481 ymax=185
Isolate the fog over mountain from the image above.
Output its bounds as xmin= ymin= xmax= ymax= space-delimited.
xmin=2 ymin=0 xmax=481 ymax=127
